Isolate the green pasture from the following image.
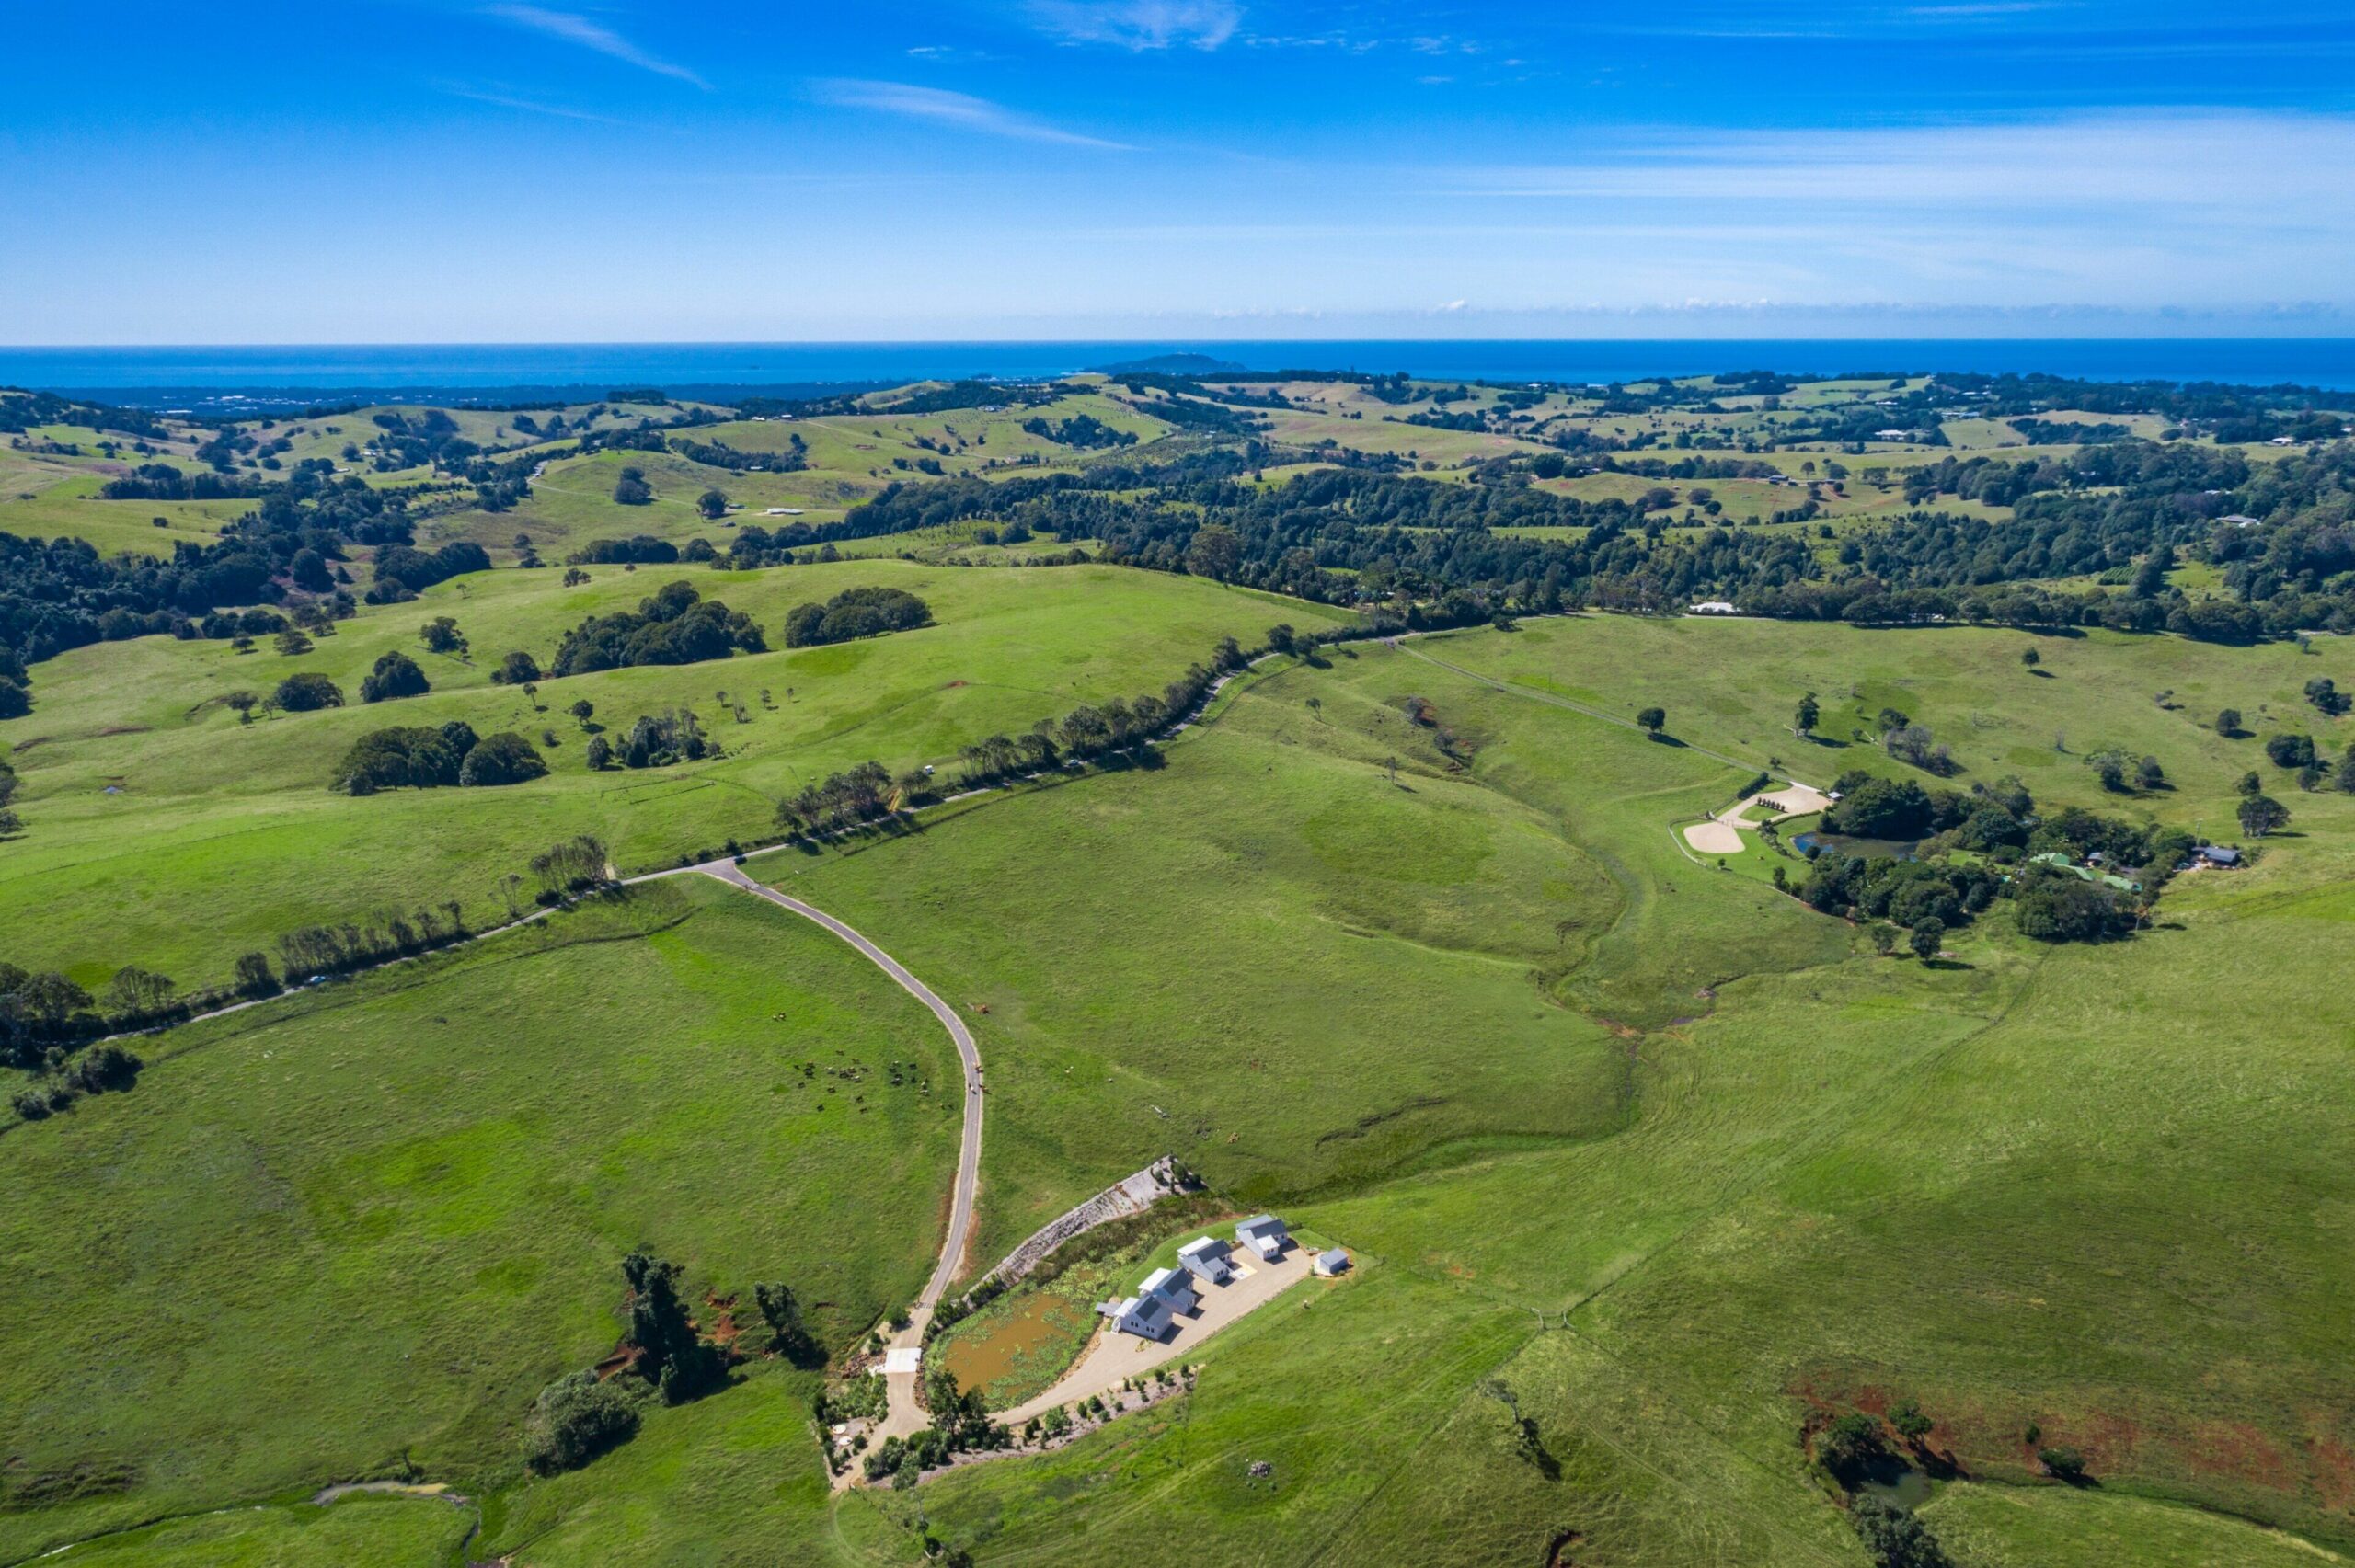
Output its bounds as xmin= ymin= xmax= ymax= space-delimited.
xmin=808 ymin=621 xmax=2355 ymax=1562
xmin=0 ymin=876 xmax=959 ymax=1561
xmin=0 ymin=559 xmax=1343 ymax=990
xmin=1920 ymin=1482 xmax=2349 ymax=1566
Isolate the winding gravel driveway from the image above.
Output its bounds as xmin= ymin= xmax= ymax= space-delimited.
xmin=696 ymin=861 xmax=983 ymax=1466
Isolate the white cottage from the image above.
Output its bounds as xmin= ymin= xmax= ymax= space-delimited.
xmin=1178 ymin=1235 xmax=1234 ymax=1286
xmin=1235 ymin=1214 xmax=1290 ymax=1261
xmin=1098 ymin=1265 xmax=1199 ymax=1339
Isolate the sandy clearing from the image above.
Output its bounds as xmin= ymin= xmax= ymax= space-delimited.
xmin=1750 ymin=782 xmax=1833 ymax=818
xmin=1685 ymin=780 xmax=1832 ymax=854
xmin=1684 ymin=819 xmax=1745 ymax=854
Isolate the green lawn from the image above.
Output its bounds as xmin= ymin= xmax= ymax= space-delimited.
xmin=0 ymin=559 xmax=1345 ymax=990
xmin=0 ymin=876 xmax=960 ymax=1561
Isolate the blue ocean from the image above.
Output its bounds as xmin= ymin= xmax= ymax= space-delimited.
xmin=5 ymin=339 xmax=2353 ymax=404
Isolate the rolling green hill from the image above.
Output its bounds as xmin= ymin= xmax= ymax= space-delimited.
xmin=7 ymin=369 xmax=2355 ymax=1568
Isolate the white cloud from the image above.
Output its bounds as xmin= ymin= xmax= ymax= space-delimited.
xmin=1025 ymin=0 xmax=1242 ymax=51
xmin=442 ymin=84 xmax=634 ymax=124
xmin=810 ymin=80 xmax=1134 ymax=149
xmin=1444 ymin=110 xmax=2355 ymax=217
xmin=480 ymin=5 xmax=708 ymax=88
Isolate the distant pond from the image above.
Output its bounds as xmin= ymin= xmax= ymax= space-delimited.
xmin=1794 ymin=830 xmax=1920 ymax=861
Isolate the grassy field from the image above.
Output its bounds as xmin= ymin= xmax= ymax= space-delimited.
xmin=1919 ymin=1482 xmax=2350 ymax=1566
xmin=0 ymin=876 xmax=960 ymax=1561
xmin=0 ymin=559 xmax=1344 ymax=990
xmin=418 ymin=387 xmax=1180 ymax=565
xmin=12 ymin=367 xmax=2355 ymax=1568
xmin=774 ymin=618 xmax=2355 ymax=1564
xmin=39 ymin=1494 xmax=476 ymax=1567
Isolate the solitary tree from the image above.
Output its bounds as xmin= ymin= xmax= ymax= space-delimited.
xmin=2215 ymin=707 xmax=2242 ymax=738
xmin=1637 ymin=706 xmax=1666 ymax=737
xmin=2039 ymin=1445 xmax=2089 ymax=1482
xmin=569 ymin=698 xmax=595 ymax=728
xmin=274 ymin=627 xmax=313 ymax=657
xmin=2239 ymin=793 xmax=2291 ymax=837
xmin=359 ymin=650 xmax=431 ymax=704
xmin=420 ymin=615 xmax=467 ymax=656
xmin=696 ymin=488 xmax=729 ymax=520
xmin=1794 ymin=692 xmax=1820 ymax=737
xmin=492 ymin=650 xmax=542 ymax=686
xmin=2020 ymin=647 xmax=2040 ymax=667
xmin=1910 ymin=918 xmax=1945 ymax=960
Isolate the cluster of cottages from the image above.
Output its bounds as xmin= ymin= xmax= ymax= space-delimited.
xmin=1096 ymin=1216 xmax=1350 ymax=1341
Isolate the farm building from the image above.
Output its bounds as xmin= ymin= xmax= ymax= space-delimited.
xmin=1313 ymin=1248 xmax=1350 ymax=1277
xmin=1097 ymin=1265 xmax=1198 ymax=1340
xmin=1235 ymin=1214 xmax=1290 ymax=1261
xmin=2198 ymin=844 xmax=2243 ymax=867
xmin=1178 ymin=1236 xmax=1233 ymax=1286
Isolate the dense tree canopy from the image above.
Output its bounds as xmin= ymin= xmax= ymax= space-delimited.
xmin=549 ymin=580 xmax=765 ymax=676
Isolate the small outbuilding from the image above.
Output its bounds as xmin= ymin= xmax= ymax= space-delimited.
xmin=1313 ymin=1248 xmax=1350 ymax=1277
xmin=2198 ymin=844 xmax=2243 ymax=867
xmin=1178 ymin=1235 xmax=1233 ymax=1287
xmin=1235 ymin=1214 xmax=1290 ymax=1261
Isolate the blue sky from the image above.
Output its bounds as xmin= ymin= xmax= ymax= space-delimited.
xmin=3 ymin=0 xmax=2351 ymax=341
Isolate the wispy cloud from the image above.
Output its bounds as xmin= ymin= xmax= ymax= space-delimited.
xmin=1025 ymin=0 xmax=1242 ymax=51
xmin=811 ymin=79 xmax=1133 ymax=149
xmin=481 ymin=4 xmax=708 ymax=88
xmin=443 ymin=84 xmax=633 ymax=124
xmin=1442 ymin=110 xmax=2355 ymax=214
